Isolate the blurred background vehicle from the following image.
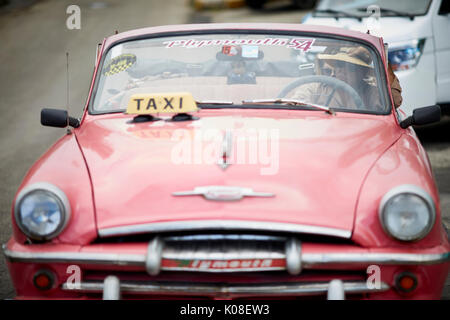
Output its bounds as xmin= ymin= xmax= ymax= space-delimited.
xmin=302 ymin=0 xmax=450 ymax=117
xmin=193 ymin=0 xmax=246 ymax=10
xmin=245 ymin=0 xmax=317 ymax=10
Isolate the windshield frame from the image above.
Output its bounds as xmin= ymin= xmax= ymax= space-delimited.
xmin=88 ymin=29 xmax=392 ymax=116
xmin=315 ymin=0 xmax=433 ymax=18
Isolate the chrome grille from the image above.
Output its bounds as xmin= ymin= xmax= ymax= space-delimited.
xmin=163 ymin=234 xmax=286 ymax=260
xmin=143 ymin=234 xmax=304 ymax=275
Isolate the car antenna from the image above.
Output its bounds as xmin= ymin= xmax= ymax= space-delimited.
xmin=66 ymin=52 xmax=71 ymax=135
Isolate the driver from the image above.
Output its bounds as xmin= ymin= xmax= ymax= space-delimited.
xmin=291 ymin=46 xmax=382 ymax=110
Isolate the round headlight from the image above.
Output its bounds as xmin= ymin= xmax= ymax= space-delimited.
xmin=14 ymin=183 xmax=70 ymax=241
xmin=379 ymin=185 xmax=435 ymax=241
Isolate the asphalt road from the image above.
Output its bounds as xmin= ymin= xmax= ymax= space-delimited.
xmin=0 ymin=0 xmax=448 ymax=299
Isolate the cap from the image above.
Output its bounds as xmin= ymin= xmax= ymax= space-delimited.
xmin=318 ymin=46 xmax=373 ymax=68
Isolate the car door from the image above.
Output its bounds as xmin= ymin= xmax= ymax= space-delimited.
xmin=432 ymin=0 xmax=450 ymax=103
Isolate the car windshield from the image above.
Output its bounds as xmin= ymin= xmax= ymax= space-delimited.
xmin=316 ymin=0 xmax=432 ymax=16
xmin=91 ymin=33 xmax=389 ymax=114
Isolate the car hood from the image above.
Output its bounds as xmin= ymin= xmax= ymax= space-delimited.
xmin=76 ymin=110 xmax=400 ymax=236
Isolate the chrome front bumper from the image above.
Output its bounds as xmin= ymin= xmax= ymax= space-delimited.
xmin=3 ymin=240 xmax=449 ymax=273
xmin=62 ymin=276 xmax=388 ymax=300
xmin=3 ymin=239 xmax=449 ymax=300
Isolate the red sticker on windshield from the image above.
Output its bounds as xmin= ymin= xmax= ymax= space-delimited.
xmin=163 ymin=38 xmax=315 ymax=52
xmin=287 ymin=38 xmax=315 ymax=52
xmin=222 ymin=45 xmax=239 ymax=56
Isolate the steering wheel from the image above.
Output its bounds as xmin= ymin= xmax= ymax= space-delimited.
xmin=277 ymin=75 xmax=365 ymax=110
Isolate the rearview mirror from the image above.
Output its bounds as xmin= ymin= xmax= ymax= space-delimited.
xmin=41 ymin=108 xmax=80 ymax=128
xmin=400 ymin=105 xmax=441 ymax=129
xmin=216 ymin=45 xmax=264 ymax=61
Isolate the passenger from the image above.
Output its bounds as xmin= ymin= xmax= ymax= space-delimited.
xmin=227 ymin=60 xmax=256 ymax=85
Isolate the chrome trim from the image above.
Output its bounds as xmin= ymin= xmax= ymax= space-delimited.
xmin=103 ymin=276 xmax=120 ymax=300
xmin=14 ymin=182 xmax=71 ymax=241
xmin=327 ymin=280 xmax=345 ymax=300
xmin=217 ymin=130 xmax=232 ymax=170
xmin=285 ymin=238 xmax=302 ymax=275
xmin=161 ymin=234 xmax=286 ymax=272
xmin=146 ymin=237 xmax=163 ymax=276
xmin=62 ymin=280 xmax=389 ymax=296
xmin=98 ymin=220 xmax=352 ymax=239
xmin=163 ymin=252 xmax=285 ymax=261
xmin=2 ymin=244 xmax=146 ymax=265
xmin=379 ymin=185 xmax=436 ymax=241
xmin=172 ymin=186 xmax=274 ymax=201
xmin=159 ymin=266 xmax=285 ymax=273
xmin=4 ymin=244 xmax=449 ymax=267
xmin=162 ymin=235 xmax=285 ymax=261
xmin=164 ymin=234 xmax=286 ymax=241
xmin=301 ymin=252 xmax=450 ymax=266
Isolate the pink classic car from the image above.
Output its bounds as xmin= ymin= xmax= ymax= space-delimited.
xmin=3 ymin=23 xmax=449 ymax=300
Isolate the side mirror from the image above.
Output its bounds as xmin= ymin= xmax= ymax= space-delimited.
xmin=400 ymin=105 xmax=441 ymax=129
xmin=41 ymin=108 xmax=80 ymax=128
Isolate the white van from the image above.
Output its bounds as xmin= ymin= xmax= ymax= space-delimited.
xmin=302 ymin=0 xmax=450 ymax=117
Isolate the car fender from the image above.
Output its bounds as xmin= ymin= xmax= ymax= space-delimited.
xmin=353 ymin=129 xmax=444 ymax=248
xmin=11 ymin=133 xmax=97 ymax=245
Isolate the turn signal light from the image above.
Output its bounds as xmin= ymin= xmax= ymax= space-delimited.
xmin=395 ymin=272 xmax=418 ymax=293
xmin=33 ymin=270 xmax=55 ymax=291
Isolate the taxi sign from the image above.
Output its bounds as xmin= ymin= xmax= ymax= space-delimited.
xmin=126 ymin=92 xmax=198 ymax=115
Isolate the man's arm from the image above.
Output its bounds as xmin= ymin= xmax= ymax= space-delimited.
xmin=388 ymin=63 xmax=403 ymax=108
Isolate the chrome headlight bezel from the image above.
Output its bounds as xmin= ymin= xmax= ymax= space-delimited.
xmin=14 ymin=182 xmax=71 ymax=241
xmin=378 ymin=185 xmax=436 ymax=242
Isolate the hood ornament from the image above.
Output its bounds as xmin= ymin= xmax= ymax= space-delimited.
xmin=173 ymin=186 xmax=275 ymax=201
xmin=218 ymin=131 xmax=232 ymax=170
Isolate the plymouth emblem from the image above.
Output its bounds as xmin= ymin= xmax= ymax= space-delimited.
xmin=172 ymin=186 xmax=274 ymax=201
xmin=162 ymin=258 xmax=286 ymax=271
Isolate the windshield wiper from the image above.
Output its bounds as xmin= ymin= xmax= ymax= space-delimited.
xmin=195 ymin=100 xmax=234 ymax=106
xmin=313 ymin=9 xmax=363 ymax=21
xmin=356 ymin=7 xmax=415 ymax=20
xmin=242 ymin=98 xmax=335 ymax=115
